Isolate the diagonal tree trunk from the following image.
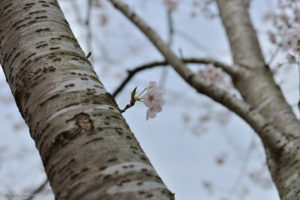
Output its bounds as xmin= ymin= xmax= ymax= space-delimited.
xmin=0 ymin=0 xmax=173 ymax=199
xmin=216 ymin=0 xmax=300 ymax=199
xmin=106 ymin=0 xmax=300 ymax=199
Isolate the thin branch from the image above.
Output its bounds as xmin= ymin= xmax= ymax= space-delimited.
xmin=85 ymin=0 xmax=94 ymax=63
xmin=120 ymin=98 xmax=136 ymax=113
xmin=225 ymin=135 xmax=255 ymax=199
xmin=108 ymin=0 xmax=286 ymax=152
xmin=25 ymin=179 xmax=48 ymax=200
xmin=159 ymin=9 xmax=174 ymax=89
xmin=71 ymin=0 xmax=84 ymax=24
xmin=166 ymin=10 xmax=174 ymax=47
xmin=175 ymin=29 xmax=214 ymax=56
xmin=112 ymin=57 xmax=235 ymax=98
xmin=267 ymin=45 xmax=280 ymax=66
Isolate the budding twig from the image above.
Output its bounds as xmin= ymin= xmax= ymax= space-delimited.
xmin=120 ymin=98 xmax=136 ymax=113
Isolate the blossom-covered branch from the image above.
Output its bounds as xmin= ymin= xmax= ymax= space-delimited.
xmin=108 ymin=0 xmax=286 ymax=151
xmin=112 ymin=57 xmax=236 ymax=97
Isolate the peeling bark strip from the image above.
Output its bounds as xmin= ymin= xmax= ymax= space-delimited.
xmin=216 ymin=0 xmax=300 ymax=199
xmin=0 ymin=0 xmax=173 ymax=199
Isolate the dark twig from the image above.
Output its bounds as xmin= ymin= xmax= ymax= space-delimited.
xmin=25 ymin=179 xmax=48 ymax=200
xmin=112 ymin=57 xmax=234 ymax=98
xmin=120 ymin=98 xmax=136 ymax=113
xmin=119 ymin=87 xmax=145 ymax=113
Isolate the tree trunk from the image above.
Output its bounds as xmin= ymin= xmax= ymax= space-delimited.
xmin=0 ymin=0 xmax=173 ymax=199
xmin=217 ymin=0 xmax=300 ymax=199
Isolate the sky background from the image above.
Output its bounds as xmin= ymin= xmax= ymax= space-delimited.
xmin=0 ymin=0 xmax=299 ymax=199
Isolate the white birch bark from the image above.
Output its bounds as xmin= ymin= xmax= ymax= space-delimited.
xmin=216 ymin=0 xmax=300 ymax=199
xmin=0 ymin=0 xmax=173 ymax=199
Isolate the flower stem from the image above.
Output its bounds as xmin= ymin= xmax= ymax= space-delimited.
xmin=120 ymin=98 xmax=136 ymax=113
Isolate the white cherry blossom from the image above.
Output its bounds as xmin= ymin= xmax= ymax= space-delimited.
xmin=143 ymin=81 xmax=165 ymax=120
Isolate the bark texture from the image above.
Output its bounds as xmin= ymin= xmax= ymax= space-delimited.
xmin=217 ymin=0 xmax=300 ymax=199
xmin=0 ymin=1 xmax=173 ymax=200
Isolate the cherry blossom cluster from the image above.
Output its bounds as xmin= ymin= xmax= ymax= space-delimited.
xmin=282 ymin=27 xmax=300 ymax=63
xmin=264 ymin=0 xmax=300 ymax=63
xmin=143 ymin=81 xmax=165 ymax=120
xmin=197 ymin=63 xmax=232 ymax=89
xmin=282 ymin=27 xmax=300 ymax=52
